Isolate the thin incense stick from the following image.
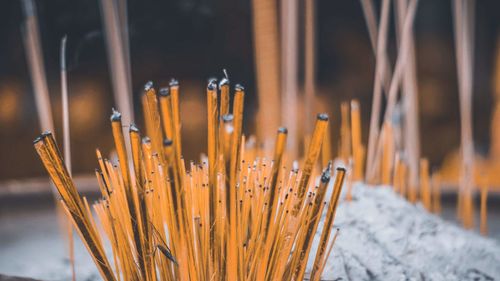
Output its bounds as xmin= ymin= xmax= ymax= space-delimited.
xmin=281 ymin=0 xmax=298 ymax=159
xmin=396 ymin=0 xmax=420 ymax=194
xmin=359 ymin=0 xmax=392 ymax=95
xmin=61 ymin=36 xmax=71 ymax=174
xmin=60 ymin=35 xmax=76 ymax=281
xmin=116 ymin=0 xmax=131 ymax=86
xmin=365 ymin=0 xmax=390 ymax=182
xmin=206 ymin=80 xmax=218 ymax=279
xmin=453 ymin=0 xmax=475 ymax=229
xmin=383 ymin=122 xmax=395 ymax=185
xmin=99 ymin=0 xmax=134 ymax=125
xmin=432 ymin=173 xmax=441 ymax=214
xmin=480 ymin=177 xmax=488 ymax=235
xmin=21 ymin=0 xmax=54 ymax=132
xmin=351 ymin=100 xmax=363 ymax=181
xmin=420 ymin=158 xmax=431 ymax=211
xmin=252 ymin=0 xmax=281 ymax=148
xmin=340 ymin=102 xmax=351 ymax=163
xmin=491 ymin=38 xmax=500 ymax=159
xmin=304 ymin=0 xmax=316 ymax=135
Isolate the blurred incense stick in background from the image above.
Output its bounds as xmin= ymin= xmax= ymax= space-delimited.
xmin=99 ymin=0 xmax=134 ymax=126
xmin=304 ymin=0 xmax=316 ymax=136
xmin=280 ymin=0 xmax=298 ymax=160
xmin=395 ymin=0 xmax=420 ymax=203
xmin=60 ymin=35 xmax=76 ymax=281
xmin=365 ymin=0 xmax=390 ymax=183
xmin=21 ymin=0 xmax=54 ymax=133
xmin=453 ymin=0 xmax=475 ymax=229
xmin=251 ymin=0 xmax=281 ymax=149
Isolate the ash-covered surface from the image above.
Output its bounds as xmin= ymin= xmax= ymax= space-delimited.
xmin=1 ymin=184 xmax=499 ymax=281
xmin=0 ymin=205 xmax=101 ymax=281
xmin=307 ymin=183 xmax=500 ymax=281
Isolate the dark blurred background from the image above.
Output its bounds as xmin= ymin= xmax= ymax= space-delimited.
xmin=1 ymin=0 xmax=499 ymax=181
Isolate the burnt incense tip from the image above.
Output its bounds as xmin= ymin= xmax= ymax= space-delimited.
xmin=219 ymin=77 xmax=230 ymax=88
xmin=163 ymin=139 xmax=173 ymax=146
xmin=129 ymin=123 xmax=139 ymax=133
xmin=222 ymin=114 xmax=234 ymax=122
xmin=144 ymin=81 xmax=154 ymax=92
xmin=278 ymin=127 xmax=288 ymax=134
xmin=169 ymin=78 xmax=179 ymax=87
xmin=207 ymin=79 xmax=217 ymax=91
xmin=41 ymin=130 xmax=52 ymax=138
xmin=219 ymin=69 xmax=230 ymax=87
xmin=110 ymin=108 xmax=121 ymax=122
xmin=321 ymin=166 xmax=331 ymax=183
xmin=34 ymin=131 xmax=52 ymax=144
xmin=317 ymin=113 xmax=329 ymax=121
xmin=235 ymin=84 xmax=245 ymax=91
xmin=33 ymin=135 xmax=44 ymax=144
xmin=159 ymin=87 xmax=170 ymax=97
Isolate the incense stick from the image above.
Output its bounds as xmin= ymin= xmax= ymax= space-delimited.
xmin=359 ymin=0 xmax=392 ymax=95
xmin=21 ymin=0 xmax=54 ymax=133
xmin=351 ymin=100 xmax=364 ymax=181
xmin=304 ymin=0 xmax=316 ymax=135
xmin=420 ymin=158 xmax=431 ymax=210
xmin=60 ymin=35 xmax=76 ymax=281
xmin=281 ymin=0 xmax=299 ymax=160
xmin=453 ymin=0 xmax=475 ymax=229
xmin=99 ymin=0 xmax=134 ymax=125
xmin=480 ymin=176 xmax=488 ymax=235
xmin=365 ymin=0 xmax=390 ymax=182
xmin=396 ymin=0 xmax=421 ymax=195
xmin=252 ymin=0 xmax=281 ymax=148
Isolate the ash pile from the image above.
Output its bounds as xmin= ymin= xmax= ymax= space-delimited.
xmin=307 ymin=183 xmax=500 ymax=281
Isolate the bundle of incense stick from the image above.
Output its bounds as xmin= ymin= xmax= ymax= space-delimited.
xmin=34 ymin=77 xmax=346 ymax=281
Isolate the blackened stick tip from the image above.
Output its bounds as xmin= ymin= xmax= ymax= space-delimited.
xmin=317 ymin=113 xmax=329 ymax=121
xmin=144 ymin=81 xmax=154 ymax=92
xmin=219 ymin=78 xmax=230 ymax=88
xmin=159 ymin=87 xmax=170 ymax=97
xmin=235 ymin=84 xmax=245 ymax=91
xmin=129 ymin=123 xmax=139 ymax=133
xmin=321 ymin=166 xmax=332 ymax=183
xmin=169 ymin=78 xmax=179 ymax=87
xmin=207 ymin=79 xmax=217 ymax=91
xmin=222 ymin=114 xmax=234 ymax=122
xmin=278 ymin=127 xmax=288 ymax=134
xmin=110 ymin=108 xmax=122 ymax=122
